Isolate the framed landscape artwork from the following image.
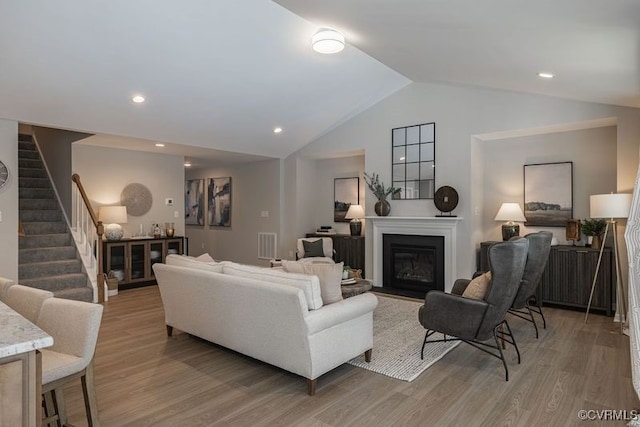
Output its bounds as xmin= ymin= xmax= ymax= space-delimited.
xmin=208 ymin=177 xmax=231 ymax=227
xmin=524 ymin=162 xmax=573 ymax=227
xmin=185 ymin=179 xmax=204 ymax=226
xmin=334 ymin=177 xmax=359 ymax=222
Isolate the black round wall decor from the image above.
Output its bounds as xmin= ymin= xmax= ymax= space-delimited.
xmin=434 ymin=185 xmax=459 ymax=216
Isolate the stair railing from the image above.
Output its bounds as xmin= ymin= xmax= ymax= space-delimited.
xmin=71 ymin=174 xmax=105 ymax=302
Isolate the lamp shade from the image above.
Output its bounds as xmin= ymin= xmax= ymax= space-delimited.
xmin=590 ymin=193 xmax=632 ymax=219
xmin=494 ymin=203 xmax=527 ymax=222
xmin=99 ymin=206 xmax=128 ymax=224
xmin=312 ymin=29 xmax=345 ymax=54
xmin=345 ymin=204 xmax=365 ymax=220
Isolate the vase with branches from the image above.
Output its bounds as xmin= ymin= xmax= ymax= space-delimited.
xmin=364 ymin=172 xmax=400 ymax=216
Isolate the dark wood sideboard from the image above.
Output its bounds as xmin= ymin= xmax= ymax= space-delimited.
xmin=479 ymin=242 xmax=615 ymax=316
xmin=306 ymin=233 xmax=365 ymax=277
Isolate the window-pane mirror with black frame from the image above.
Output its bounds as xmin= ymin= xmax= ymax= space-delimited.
xmin=391 ymin=122 xmax=435 ymax=199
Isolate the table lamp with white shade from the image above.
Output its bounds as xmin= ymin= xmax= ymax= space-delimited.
xmin=494 ymin=202 xmax=527 ymax=241
xmin=99 ymin=206 xmax=128 ymax=241
xmin=345 ymin=204 xmax=365 ymax=236
xmin=585 ymin=193 xmax=633 ymax=326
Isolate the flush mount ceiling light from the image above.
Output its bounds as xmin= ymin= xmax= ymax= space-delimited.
xmin=273 ymin=127 xmax=282 ymax=134
xmin=312 ymin=29 xmax=345 ymax=54
xmin=538 ymin=72 xmax=554 ymax=79
xmin=184 ymin=161 xmax=192 ymax=167
xmin=132 ymin=95 xmax=145 ymax=103
xmin=155 ymin=143 xmax=165 ymax=147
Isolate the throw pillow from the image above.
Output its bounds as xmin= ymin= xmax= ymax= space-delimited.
xmin=297 ymin=257 xmax=334 ymax=264
xmin=195 ymin=253 xmax=215 ymax=262
xmin=302 ymin=262 xmax=344 ymax=304
xmin=302 ymin=239 xmax=325 ymax=258
xmin=462 ymin=271 xmax=492 ymax=300
xmin=281 ymin=260 xmax=305 ymax=274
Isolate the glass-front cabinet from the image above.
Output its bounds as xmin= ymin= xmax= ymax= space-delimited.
xmin=103 ymin=237 xmax=184 ymax=289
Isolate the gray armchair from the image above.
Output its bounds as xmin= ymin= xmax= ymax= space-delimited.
xmin=507 ymin=231 xmax=553 ymax=338
xmin=418 ymin=239 xmax=529 ymax=381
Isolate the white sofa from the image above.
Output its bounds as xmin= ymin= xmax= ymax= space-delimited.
xmin=153 ymin=256 xmax=378 ymax=395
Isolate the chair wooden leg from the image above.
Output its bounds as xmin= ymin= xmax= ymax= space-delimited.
xmin=54 ymin=387 xmax=67 ymax=426
xmin=364 ymin=349 xmax=372 ymax=363
xmin=307 ymin=378 xmax=317 ymax=396
xmin=166 ymin=325 xmax=173 ymax=337
xmin=42 ymin=390 xmax=60 ymax=427
xmin=81 ymin=364 xmax=100 ymax=427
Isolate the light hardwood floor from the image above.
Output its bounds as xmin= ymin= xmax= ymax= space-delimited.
xmin=61 ymin=286 xmax=639 ymax=426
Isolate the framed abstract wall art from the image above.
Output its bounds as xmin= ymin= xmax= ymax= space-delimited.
xmin=208 ymin=177 xmax=231 ymax=227
xmin=185 ymin=179 xmax=204 ymax=226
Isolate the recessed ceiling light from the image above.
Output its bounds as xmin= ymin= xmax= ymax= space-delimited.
xmin=184 ymin=162 xmax=192 ymax=167
xmin=155 ymin=143 xmax=165 ymax=147
xmin=132 ymin=95 xmax=145 ymax=103
xmin=538 ymin=72 xmax=554 ymax=79
xmin=312 ymin=29 xmax=345 ymax=54
xmin=273 ymin=127 xmax=283 ymax=134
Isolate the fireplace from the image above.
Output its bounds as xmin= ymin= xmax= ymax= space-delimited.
xmin=383 ymin=234 xmax=445 ymax=296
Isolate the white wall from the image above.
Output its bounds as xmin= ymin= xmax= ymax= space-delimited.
xmin=72 ymin=145 xmax=185 ymax=239
xmin=0 ymin=119 xmax=18 ymax=280
xmin=481 ymin=126 xmax=617 ymax=244
xmin=287 ymin=81 xmax=640 ymax=280
xmin=185 ymin=159 xmax=281 ymax=266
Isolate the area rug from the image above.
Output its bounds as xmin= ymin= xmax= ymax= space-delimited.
xmin=348 ymin=295 xmax=459 ymax=381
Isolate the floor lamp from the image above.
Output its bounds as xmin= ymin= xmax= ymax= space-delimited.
xmin=585 ymin=193 xmax=633 ymax=329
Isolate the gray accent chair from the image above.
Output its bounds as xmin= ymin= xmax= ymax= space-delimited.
xmin=418 ymin=239 xmax=529 ymax=381
xmin=507 ymin=231 xmax=553 ymax=338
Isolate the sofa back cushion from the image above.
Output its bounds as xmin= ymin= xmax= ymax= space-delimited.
xmin=165 ymin=254 xmax=223 ymax=273
xmin=222 ymin=262 xmax=323 ymax=310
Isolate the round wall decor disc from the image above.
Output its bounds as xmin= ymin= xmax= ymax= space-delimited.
xmin=434 ymin=186 xmax=459 ymax=214
xmin=120 ymin=183 xmax=153 ymax=216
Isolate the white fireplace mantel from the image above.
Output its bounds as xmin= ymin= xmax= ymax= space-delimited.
xmin=366 ymin=216 xmax=463 ymax=292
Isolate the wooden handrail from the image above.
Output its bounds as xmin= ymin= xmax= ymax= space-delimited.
xmin=72 ymin=173 xmax=99 ymax=227
xmin=72 ymin=173 xmax=105 ymax=303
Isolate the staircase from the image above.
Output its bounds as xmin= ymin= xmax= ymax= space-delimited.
xmin=18 ymin=135 xmax=93 ymax=302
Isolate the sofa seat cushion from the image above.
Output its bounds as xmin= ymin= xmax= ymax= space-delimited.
xmin=222 ymin=262 xmax=323 ymax=310
xmin=165 ymin=254 xmax=223 ymax=273
xmin=41 ymin=349 xmax=85 ymax=384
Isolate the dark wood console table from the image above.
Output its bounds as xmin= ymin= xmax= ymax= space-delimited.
xmin=479 ymin=242 xmax=615 ymax=316
xmin=306 ymin=233 xmax=365 ymax=277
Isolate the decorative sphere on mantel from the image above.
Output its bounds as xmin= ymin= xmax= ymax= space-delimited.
xmin=104 ymin=223 xmax=124 ymax=241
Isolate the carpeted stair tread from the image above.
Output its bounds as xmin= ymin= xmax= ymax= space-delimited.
xmin=18 ymin=149 xmax=40 ymax=160
xmin=19 ymin=233 xmax=72 ymax=249
xmin=53 ymin=287 xmax=93 ymax=302
xmin=19 ymin=246 xmax=78 ymax=263
xmin=22 ymin=221 xmax=68 ymax=234
xmin=19 ymin=177 xmax=52 ymax=188
xmin=18 ymin=141 xmax=36 ymax=151
xmin=19 ymin=168 xmax=48 ymax=178
xmin=19 ymin=273 xmax=88 ymax=292
xmin=19 ymin=158 xmax=43 ymax=169
xmin=19 ymin=259 xmax=83 ymax=279
xmin=19 ymin=188 xmax=55 ymax=199
xmin=18 ymin=134 xmax=34 ymax=143
xmin=20 ymin=209 xmax=62 ymax=222
xmin=20 ymin=199 xmax=59 ymax=210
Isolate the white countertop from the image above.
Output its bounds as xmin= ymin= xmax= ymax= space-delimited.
xmin=0 ymin=300 xmax=53 ymax=358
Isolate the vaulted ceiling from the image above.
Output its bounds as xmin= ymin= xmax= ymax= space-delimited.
xmin=1 ymin=0 xmax=638 ymax=162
